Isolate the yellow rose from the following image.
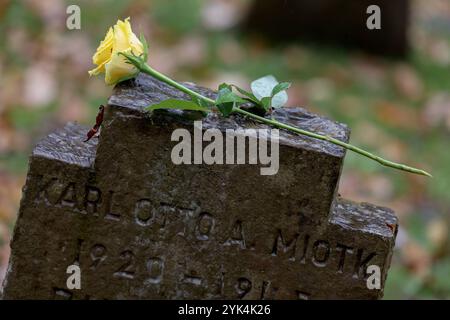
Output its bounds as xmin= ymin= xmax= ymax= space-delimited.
xmin=88 ymin=17 xmax=145 ymax=85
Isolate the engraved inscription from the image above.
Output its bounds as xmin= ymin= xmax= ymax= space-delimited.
xmin=114 ymin=250 xmax=136 ymax=279
xmin=299 ymin=234 xmax=310 ymax=264
xmin=35 ymin=176 xmax=57 ymax=205
xmin=104 ymin=191 xmax=121 ymax=221
xmin=134 ymin=199 xmax=153 ymax=226
xmin=271 ymin=229 xmax=298 ymax=261
xmin=312 ymin=240 xmax=330 ymax=267
xmin=146 ymin=257 xmax=164 ymax=284
xmin=296 ymin=290 xmax=311 ymax=300
xmin=32 ymin=175 xmax=382 ymax=292
xmin=53 ymin=288 xmax=73 ymax=300
xmin=236 ymin=277 xmax=252 ymax=299
xmin=53 ymin=237 xmax=379 ymax=300
xmin=336 ymin=244 xmax=353 ymax=274
xmin=224 ymin=220 xmax=246 ymax=249
xmin=353 ymin=249 xmax=377 ymax=279
xmin=183 ymin=274 xmax=203 ymax=286
xmin=89 ymin=244 xmax=107 ymax=270
xmin=57 ymin=182 xmax=77 ymax=207
xmin=84 ymin=186 xmax=102 ymax=215
xmin=195 ymin=212 xmax=214 ymax=240
xmin=260 ymin=280 xmax=278 ymax=300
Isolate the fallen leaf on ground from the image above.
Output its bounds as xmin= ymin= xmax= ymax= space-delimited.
xmin=392 ymin=64 xmax=424 ymax=101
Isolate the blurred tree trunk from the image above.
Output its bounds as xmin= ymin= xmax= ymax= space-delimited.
xmin=243 ymin=0 xmax=410 ymax=57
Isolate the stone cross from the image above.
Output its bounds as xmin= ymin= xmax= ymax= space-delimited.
xmin=1 ymin=74 xmax=397 ymax=299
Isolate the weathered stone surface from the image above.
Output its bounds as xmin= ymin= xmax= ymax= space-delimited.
xmin=105 ymin=75 xmax=349 ymax=228
xmin=1 ymin=75 xmax=397 ymax=299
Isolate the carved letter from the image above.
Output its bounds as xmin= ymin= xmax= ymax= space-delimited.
xmin=271 ymin=229 xmax=298 ymax=261
xmin=224 ymin=220 xmax=246 ymax=249
xmin=312 ymin=240 xmax=330 ymax=267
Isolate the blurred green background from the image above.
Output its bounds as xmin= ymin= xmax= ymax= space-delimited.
xmin=0 ymin=0 xmax=449 ymax=299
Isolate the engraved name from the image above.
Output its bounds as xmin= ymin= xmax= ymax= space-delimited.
xmin=32 ymin=175 xmax=379 ymax=281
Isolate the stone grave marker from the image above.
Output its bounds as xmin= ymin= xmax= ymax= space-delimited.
xmin=1 ymin=74 xmax=397 ymax=299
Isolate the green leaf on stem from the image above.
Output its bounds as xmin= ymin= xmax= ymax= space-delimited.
xmin=146 ymin=99 xmax=210 ymax=112
xmin=192 ymin=96 xmax=211 ymax=109
xmin=271 ymin=82 xmax=291 ymax=96
xmin=215 ymin=87 xmax=240 ymax=117
xmin=251 ymin=75 xmax=289 ymax=109
xmin=271 ymin=92 xmax=288 ymax=108
xmin=218 ymin=83 xmax=232 ymax=91
xmin=251 ymin=75 xmax=279 ymax=100
xmin=261 ymin=96 xmax=272 ymax=111
xmin=230 ymin=85 xmax=260 ymax=105
xmin=215 ymin=87 xmax=247 ymax=105
xmin=216 ymin=102 xmax=235 ymax=117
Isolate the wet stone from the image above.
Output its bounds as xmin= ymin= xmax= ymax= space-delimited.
xmin=1 ymin=74 xmax=397 ymax=299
